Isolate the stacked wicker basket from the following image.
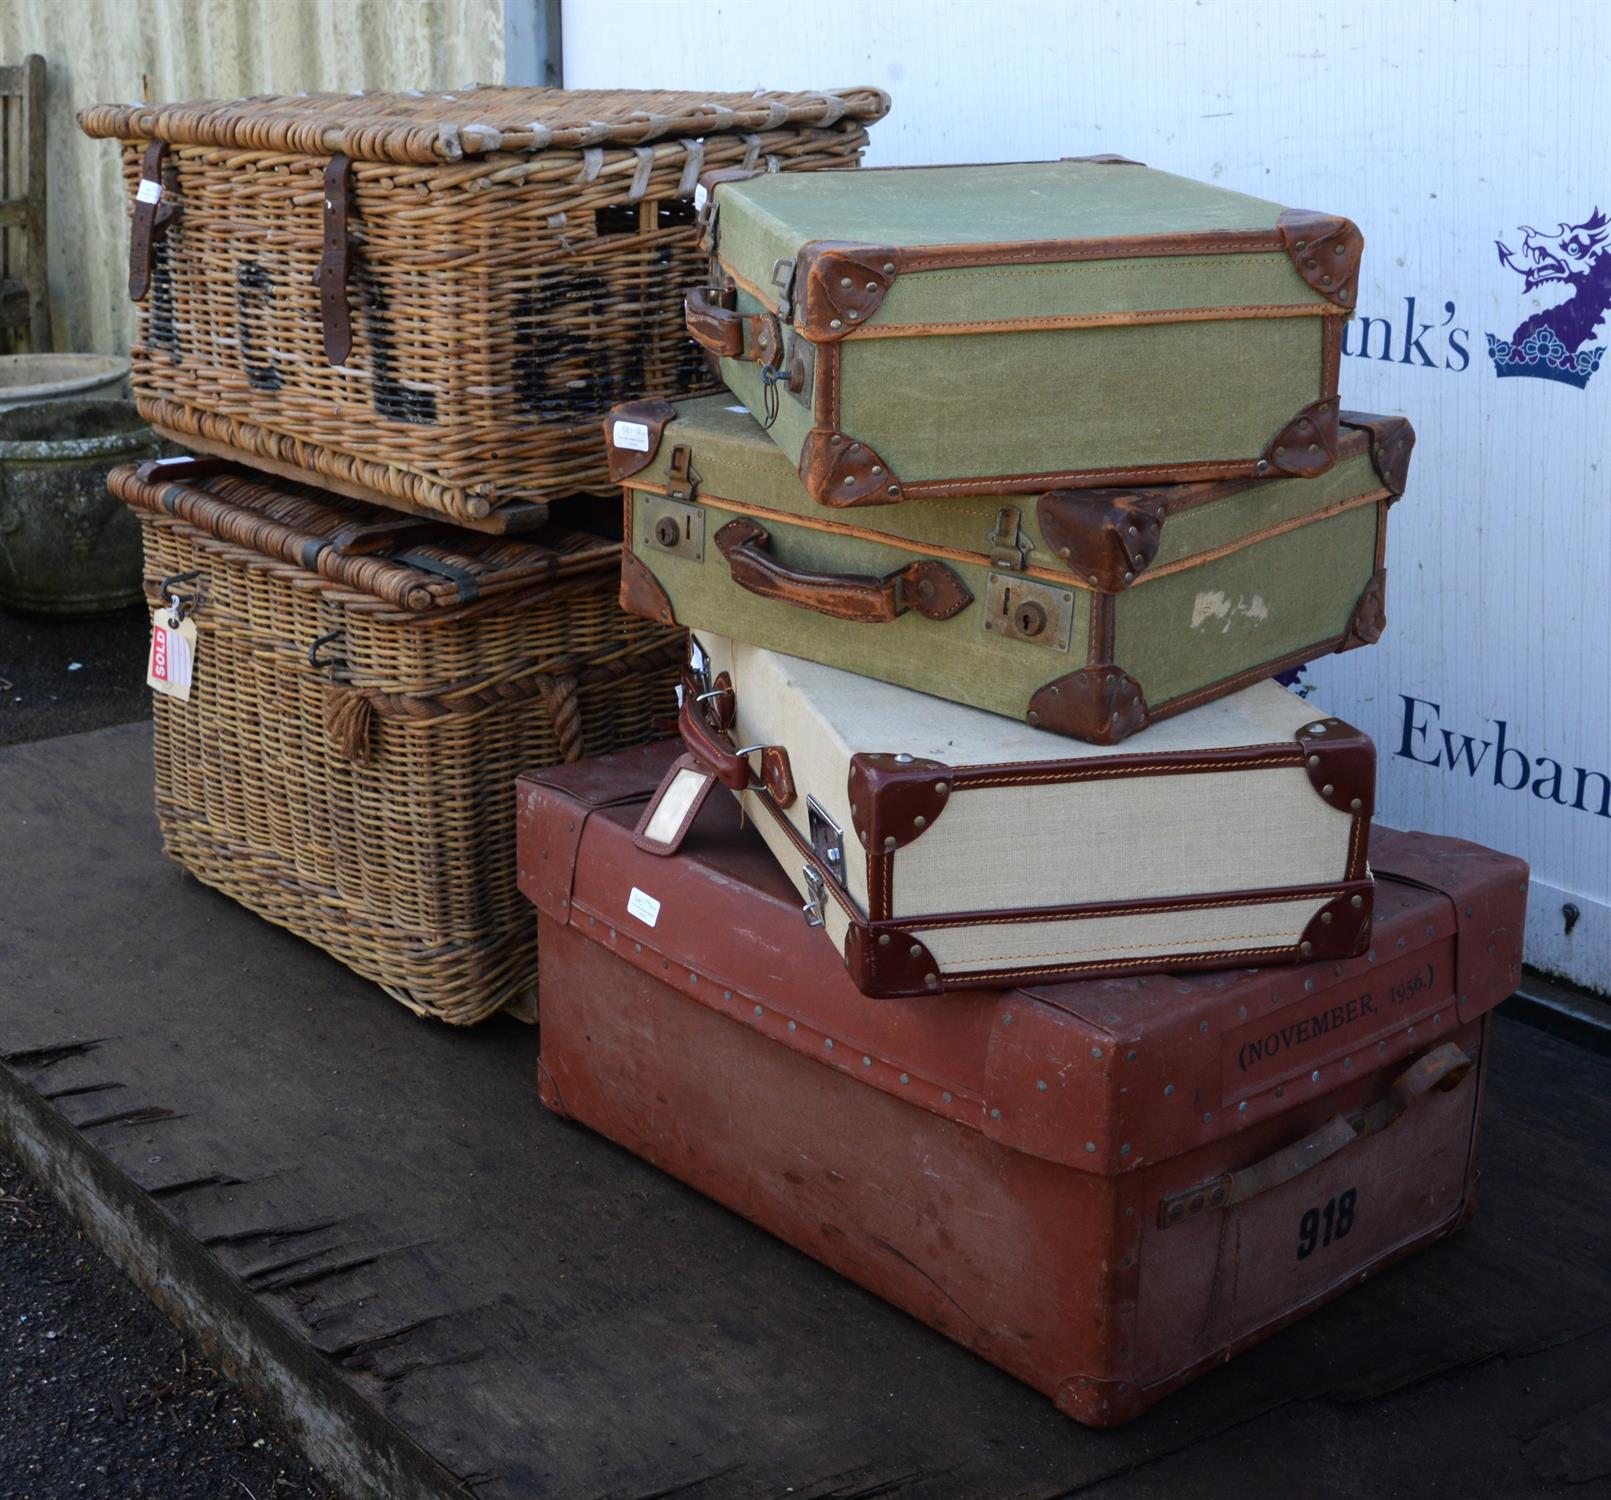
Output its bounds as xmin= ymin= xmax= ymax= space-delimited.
xmin=81 ymin=85 xmax=888 ymax=1022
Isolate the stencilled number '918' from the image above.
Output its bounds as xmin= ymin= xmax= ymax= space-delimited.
xmin=1297 ymin=1188 xmax=1357 ymax=1260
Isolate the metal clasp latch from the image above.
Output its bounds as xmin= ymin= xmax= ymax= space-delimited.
xmin=988 ymin=506 xmax=1029 ymax=570
xmin=769 ymin=255 xmax=797 ymax=318
xmin=801 ymin=864 xmax=827 ymax=928
xmin=807 ymin=796 xmax=846 ymax=886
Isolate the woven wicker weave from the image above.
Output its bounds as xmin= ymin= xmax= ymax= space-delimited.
xmin=80 ymin=87 xmax=887 ymax=525
xmin=111 ymin=458 xmax=683 ymax=1024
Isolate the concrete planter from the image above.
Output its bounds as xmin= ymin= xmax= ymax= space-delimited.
xmin=0 ymin=399 xmax=159 ymax=616
xmin=0 ymin=353 xmax=130 ymax=411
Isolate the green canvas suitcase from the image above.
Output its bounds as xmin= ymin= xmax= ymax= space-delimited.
xmin=606 ymin=394 xmax=1412 ymax=744
xmin=683 ymin=158 xmax=1360 ymax=506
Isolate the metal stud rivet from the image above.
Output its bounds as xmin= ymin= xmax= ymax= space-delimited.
xmin=830 ymin=318 xmax=842 ymax=329
xmin=840 ymin=276 xmax=852 ymax=287
xmin=1321 ymin=912 xmax=1333 ymax=924
xmin=1037 ymin=1080 xmax=1047 ymax=1092
xmin=1027 ymin=710 xmax=1040 ymax=724
xmin=913 ymin=815 xmax=926 ymax=830
xmin=1237 ymin=1101 xmax=1247 ymax=1113
xmin=871 ymin=465 xmax=883 ymax=476
xmin=1199 ymin=1020 xmax=1209 ymax=1033
xmin=1164 ymin=1084 xmax=1174 ymax=1096
xmin=1126 ymin=1049 xmax=1137 ymax=1062
xmin=788 ymin=1020 xmax=797 ymax=1031
xmin=882 ymin=262 xmax=895 ymax=273
xmin=824 ymin=1038 xmax=833 ymax=1050
xmin=884 ymin=836 xmax=897 ymax=851
xmin=942 ymin=1090 xmax=952 ymax=1103
xmin=1344 ymin=1057 xmax=1353 ymax=1070
xmin=935 ymin=782 xmax=948 ymax=796
xmin=1300 ymin=941 xmax=1313 ymax=955
xmin=990 ymin=1108 xmax=1001 ymax=1120
xmin=900 ymin=1073 xmax=910 ymax=1084
xmin=878 ymin=933 xmax=891 ymax=947
xmin=753 ymin=1004 xmax=763 ymax=1017
xmin=1308 ymin=755 xmax=1320 ymax=768
xmin=1350 ymin=798 xmax=1362 ymax=811
xmin=1351 ymin=895 xmax=1364 ymax=909
xmin=888 ymin=484 xmax=899 ymax=495
xmin=1311 ymin=1070 xmax=1321 ymax=1082
xmin=1203 ymin=1112 xmax=1213 ymax=1124
xmin=633 ymin=942 xmax=641 ymax=953
xmin=1120 ymin=1143 xmax=1131 ymax=1156
xmin=1322 ymin=784 xmax=1335 ymax=797
xmin=925 ymin=974 xmax=938 ymax=989
xmin=1003 ymin=1013 xmax=1013 ymax=1025
xmin=1085 ymin=1141 xmax=1097 ymax=1153
xmin=1091 ymin=1046 xmax=1103 ymax=1059
xmin=909 ymin=944 xmax=922 ymax=958
xmin=847 ymin=309 xmax=859 ymax=319
xmin=862 ymin=1055 xmax=872 ymax=1067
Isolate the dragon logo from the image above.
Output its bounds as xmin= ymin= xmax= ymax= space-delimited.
xmin=1487 ymin=209 xmax=1611 ymax=387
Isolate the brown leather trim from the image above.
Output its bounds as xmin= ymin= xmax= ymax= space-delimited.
xmin=1341 ymin=411 xmax=1416 ymax=496
xmin=813 ymin=336 xmax=841 ymax=427
xmin=896 ymin=878 xmax=1371 ymax=932
xmin=890 ymin=226 xmax=1287 ymax=275
xmin=846 ymin=302 xmax=1328 ymax=341
xmin=714 ymin=517 xmax=971 ymax=623
xmin=844 ymin=924 xmax=943 ymax=996
xmin=847 ymin=754 xmax=954 ymax=853
xmin=1026 ymin=667 xmax=1150 ymax=744
xmin=941 ymin=740 xmax=1305 ymax=792
xmin=684 ymin=284 xmax=743 ymax=357
xmin=1341 ymin=567 xmax=1388 ymax=651
xmin=1259 ymin=397 xmax=1340 ymax=479
xmin=798 ymin=428 xmax=903 ymax=505
xmin=794 ymin=241 xmax=897 ymax=339
xmin=605 ymin=398 xmax=678 ymax=483
xmin=631 ymin=753 xmax=717 ymax=857
xmin=1297 ymin=887 xmax=1375 ymax=961
xmin=1086 ymin=592 xmax=1116 ymax=664
xmin=760 ymin=745 xmax=797 ymax=809
xmin=1037 ymin=489 xmax=1166 ymax=591
xmin=866 ymin=456 xmax=1269 ymax=498
xmin=618 ymin=549 xmax=677 ymax=627
xmin=1278 ymin=209 xmax=1363 ymax=310
xmin=1296 ymin=716 xmax=1376 ymax=829
xmin=1321 ymin=310 xmax=1343 ymax=400
xmin=1140 ymin=635 xmax=1348 ymax=723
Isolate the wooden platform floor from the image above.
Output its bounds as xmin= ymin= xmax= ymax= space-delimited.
xmin=2 ymin=723 xmax=1608 ymax=1500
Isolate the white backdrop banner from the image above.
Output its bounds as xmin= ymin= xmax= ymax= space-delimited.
xmin=563 ymin=0 xmax=1611 ymax=991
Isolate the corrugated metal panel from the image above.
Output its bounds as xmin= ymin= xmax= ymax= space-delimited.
xmin=563 ymin=0 xmax=1611 ymax=994
xmin=0 ymin=0 xmax=505 ymax=356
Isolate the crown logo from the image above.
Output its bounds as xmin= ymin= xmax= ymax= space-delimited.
xmin=1486 ymin=326 xmax=1605 ymax=389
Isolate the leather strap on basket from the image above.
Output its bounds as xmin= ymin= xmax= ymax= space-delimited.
xmin=319 ymin=154 xmax=354 ymax=366
xmin=129 ymin=141 xmax=177 ymax=301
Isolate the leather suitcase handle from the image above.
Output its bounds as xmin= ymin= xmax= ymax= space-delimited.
xmin=676 ymin=669 xmax=796 ymax=804
xmin=714 ymin=518 xmax=973 ymax=624
xmin=1157 ymin=1042 xmax=1473 ymax=1229
xmin=684 ymin=288 xmax=784 ymax=370
xmin=685 ymin=285 xmax=745 ymax=358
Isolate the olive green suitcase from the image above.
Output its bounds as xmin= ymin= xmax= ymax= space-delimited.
xmin=683 ymin=158 xmax=1360 ymax=505
xmin=606 ymin=394 xmax=1412 ymax=744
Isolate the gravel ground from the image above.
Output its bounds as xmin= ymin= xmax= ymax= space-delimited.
xmin=1 ymin=1152 xmax=339 ymax=1500
xmin=0 ymin=605 xmax=152 ymax=747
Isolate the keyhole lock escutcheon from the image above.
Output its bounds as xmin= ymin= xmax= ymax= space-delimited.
xmin=1013 ymin=600 xmax=1048 ymax=637
xmin=982 ymin=572 xmax=1075 ymax=652
xmin=641 ymin=495 xmax=706 ymax=562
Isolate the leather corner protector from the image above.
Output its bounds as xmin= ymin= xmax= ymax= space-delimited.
xmin=1341 ymin=411 xmax=1416 ymax=497
xmin=619 ymin=550 xmax=677 ymax=627
xmin=1037 ymin=489 xmax=1167 ymax=590
xmin=1297 ymin=885 xmax=1374 ymax=962
xmin=843 ymin=923 xmax=943 ymax=999
xmin=799 ymin=429 xmax=904 ymax=506
xmin=1027 ymin=668 xmax=1150 ymax=745
xmin=795 ymin=241 xmax=898 ymax=339
xmin=1259 ymin=398 xmax=1339 ymax=480
xmin=1053 ymin=1374 xmax=1148 ymax=1429
xmin=760 ymin=745 xmax=796 ymax=809
xmin=1295 ymin=716 xmax=1376 ymax=821
xmin=1340 ymin=567 xmax=1387 ymax=651
xmin=605 ymin=398 xmax=678 ymax=483
xmin=847 ymin=753 xmax=953 ymax=852
xmin=1277 ymin=209 xmax=1363 ymax=310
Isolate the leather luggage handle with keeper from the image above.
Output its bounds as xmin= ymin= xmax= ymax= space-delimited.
xmin=684 ymin=286 xmax=785 ymax=370
xmin=1156 ymin=1041 xmax=1474 ymax=1229
xmin=714 ymin=518 xmax=973 ymax=624
xmin=676 ymin=669 xmax=797 ymax=806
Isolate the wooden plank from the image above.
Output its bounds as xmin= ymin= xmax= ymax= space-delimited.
xmin=0 ymin=723 xmax=1607 ymax=1499
xmin=23 ymin=53 xmax=48 ymax=352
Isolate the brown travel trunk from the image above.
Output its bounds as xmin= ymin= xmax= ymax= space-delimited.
xmin=518 ymin=742 xmax=1529 ymax=1425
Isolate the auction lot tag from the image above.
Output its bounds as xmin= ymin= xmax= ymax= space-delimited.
xmin=147 ymin=608 xmax=198 ymax=701
xmin=612 ymin=419 xmax=651 ymax=453
xmin=136 ymin=178 xmax=163 ymax=205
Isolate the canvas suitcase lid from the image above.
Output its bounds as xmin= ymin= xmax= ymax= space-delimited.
xmin=706 ymin=158 xmax=1358 ymax=321
xmin=518 ymin=745 xmax=1528 ymax=1178
xmin=607 ymin=395 xmax=1415 ymax=590
xmin=79 ymin=85 xmax=890 ymax=164
xmin=112 ymin=455 xmax=618 ymax=614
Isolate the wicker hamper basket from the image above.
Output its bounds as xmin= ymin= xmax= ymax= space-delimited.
xmin=110 ymin=455 xmax=683 ymax=1024
xmin=80 ymin=86 xmax=888 ymax=528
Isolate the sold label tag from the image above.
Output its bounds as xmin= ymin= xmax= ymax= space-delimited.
xmin=626 ymin=886 xmax=661 ymax=928
xmin=136 ymin=179 xmax=163 ymax=206
xmin=147 ymin=608 xmax=198 ymax=701
xmin=612 ymin=419 xmax=650 ymax=453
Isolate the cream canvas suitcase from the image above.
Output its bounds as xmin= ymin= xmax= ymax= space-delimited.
xmin=655 ymin=634 xmax=1375 ymax=996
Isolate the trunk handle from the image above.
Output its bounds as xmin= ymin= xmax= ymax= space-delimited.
xmin=684 ymin=286 xmax=784 ymax=369
xmin=675 ymin=667 xmax=795 ymax=805
xmin=1156 ymin=1041 xmax=1474 ymax=1230
xmin=714 ymin=517 xmax=973 ymax=624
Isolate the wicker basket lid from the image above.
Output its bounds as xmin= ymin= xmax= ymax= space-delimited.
xmin=111 ymin=460 xmax=622 ymax=614
xmin=78 ymin=84 xmax=890 ymax=164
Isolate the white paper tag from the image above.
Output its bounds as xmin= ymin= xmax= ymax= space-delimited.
xmin=693 ymin=182 xmax=709 ymax=213
xmin=626 ymin=887 xmax=661 ymax=928
xmin=136 ymin=179 xmax=163 ymax=206
xmin=612 ymin=419 xmax=650 ymax=453
xmin=147 ymin=608 xmax=197 ymax=701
